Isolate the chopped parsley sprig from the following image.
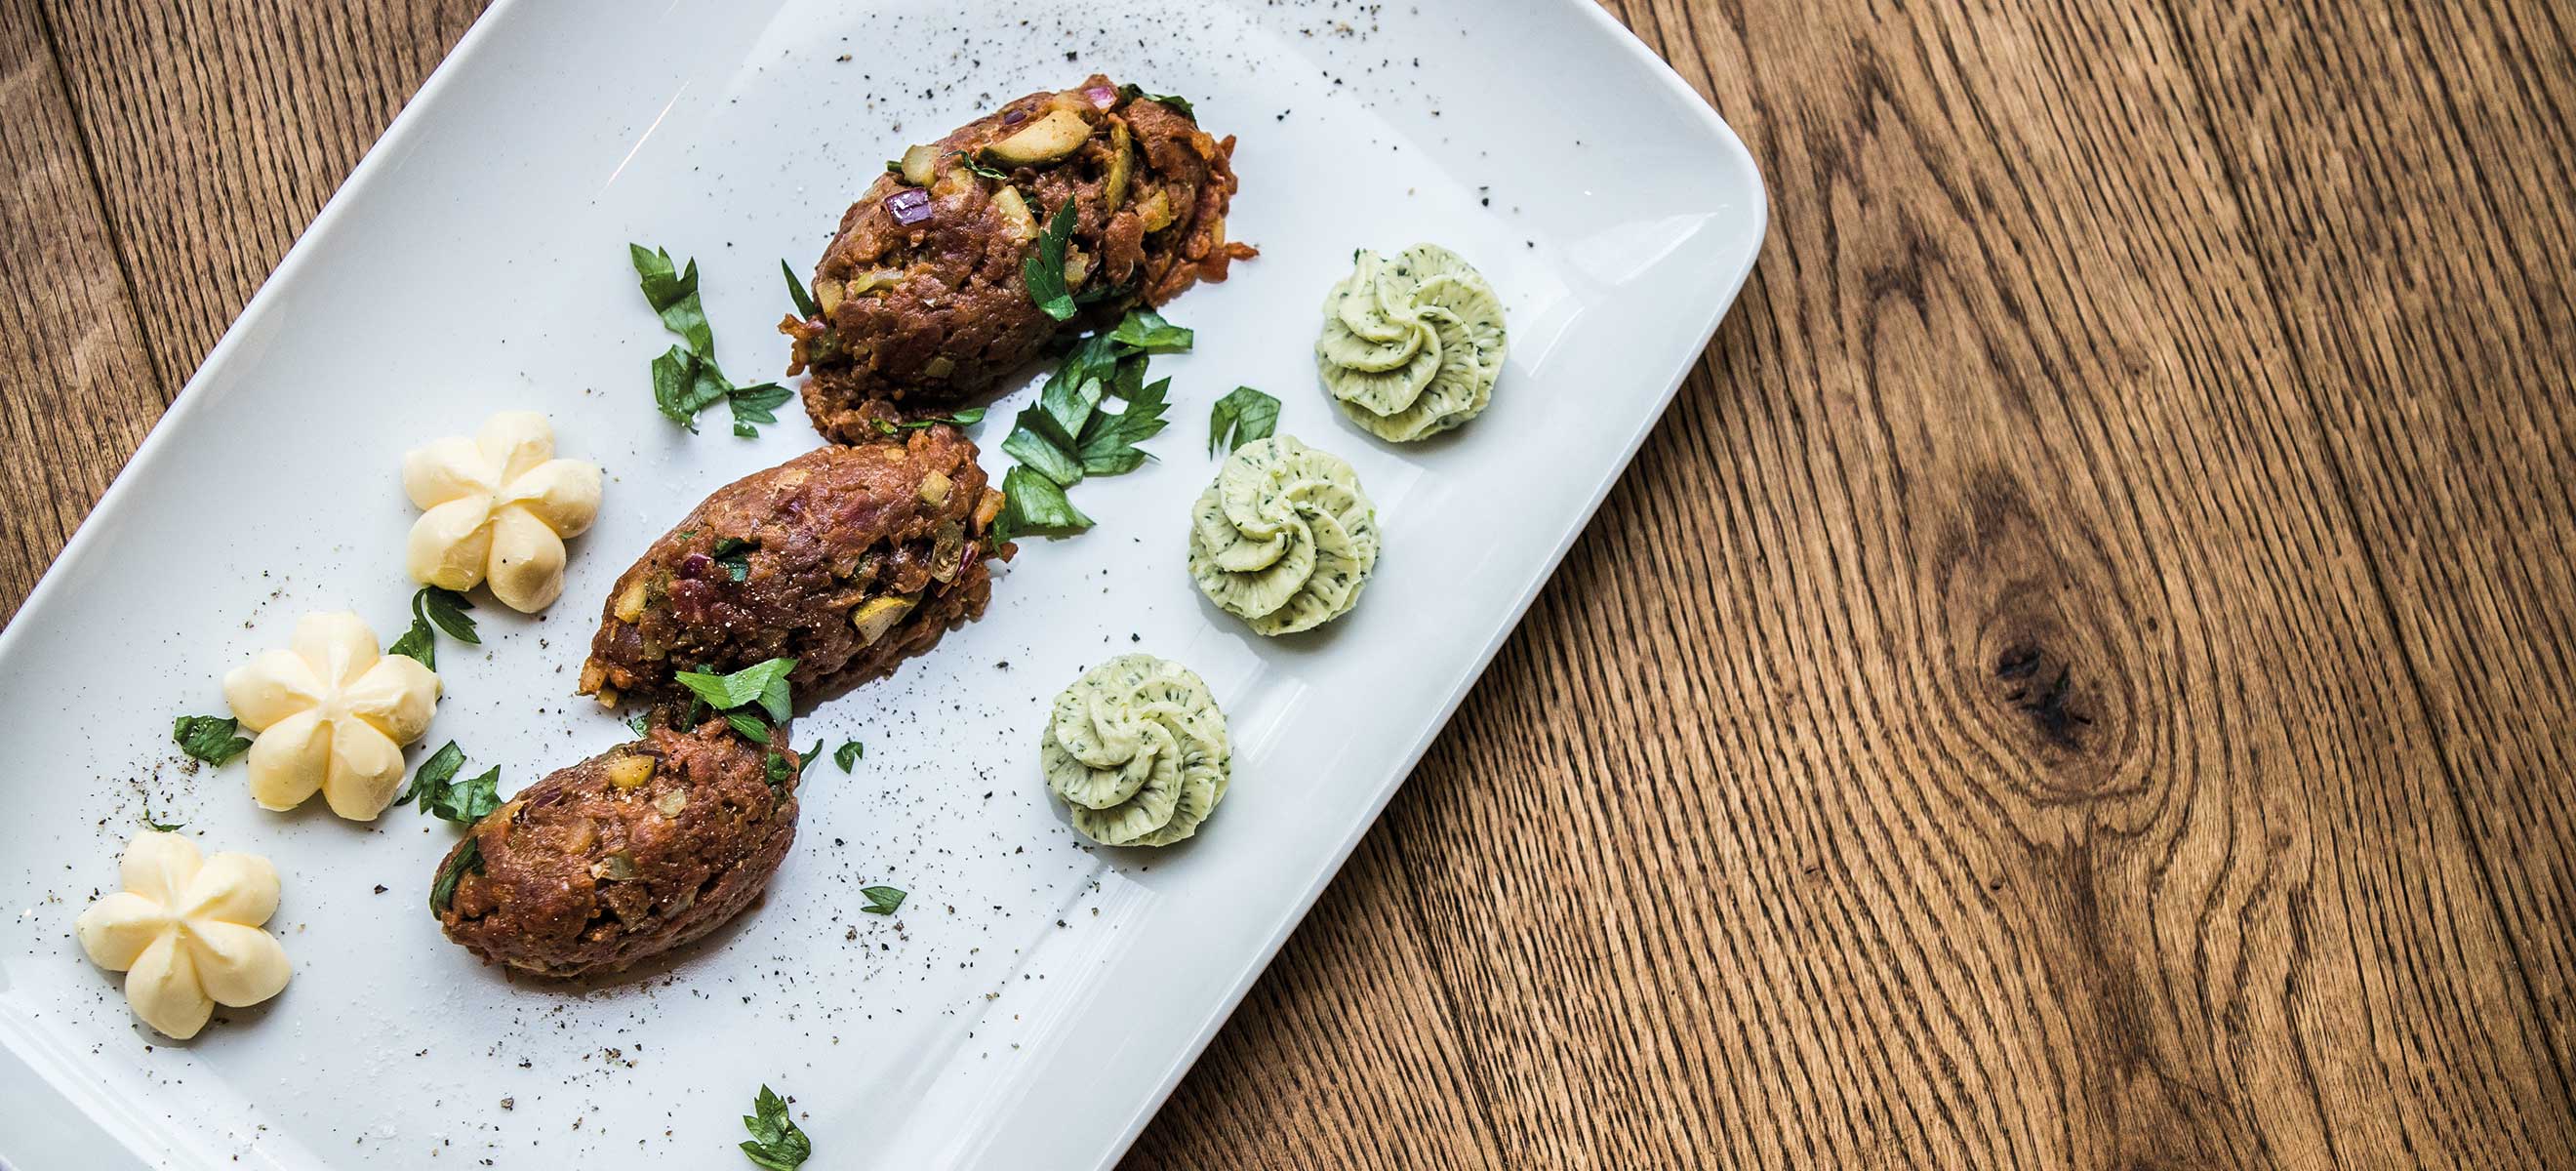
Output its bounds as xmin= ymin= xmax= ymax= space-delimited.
xmin=387 ymin=586 xmax=478 ymax=669
xmin=1119 ymin=84 xmax=1196 ymax=120
xmin=675 ymin=658 xmax=796 ymax=721
xmin=630 ymin=244 xmax=793 ymax=437
xmin=395 ymin=742 xmax=502 ymax=825
xmin=1209 ymin=386 xmax=1280 ymax=455
xmin=873 ymin=407 xmax=987 ymax=435
xmin=780 ymin=260 xmax=819 ymax=319
xmin=726 ymin=384 xmax=795 ymax=436
xmin=987 ymin=307 xmax=1195 ymax=542
xmin=172 ymin=715 xmax=252 ymax=767
xmin=429 ymin=838 xmax=481 ymax=916
xmin=405 ymin=736 xmax=501 ymax=915
xmin=631 ymin=243 xmax=713 ymax=354
xmin=760 ymin=740 xmax=825 ymax=794
xmin=739 ymin=1085 xmax=812 ymax=1170
xmin=1022 ymin=198 xmax=1081 ymax=321
xmin=1075 ymin=379 xmax=1172 ymax=475
xmin=675 ymin=658 xmax=798 ymax=746
xmin=992 ymin=466 xmax=1095 ymax=541
xmin=1108 ymin=308 xmax=1193 ymax=353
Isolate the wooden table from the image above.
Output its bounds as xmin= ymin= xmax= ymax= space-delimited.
xmin=7 ymin=0 xmax=2572 ymax=1165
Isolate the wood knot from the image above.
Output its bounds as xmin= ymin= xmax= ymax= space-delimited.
xmin=1934 ymin=466 xmax=2147 ymax=802
xmin=1993 ymin=642 xmax=2096 ymax=749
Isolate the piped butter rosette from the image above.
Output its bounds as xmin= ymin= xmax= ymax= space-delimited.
xmin=223 ymin=612 xmax=440 ymax=820
xmin=74 ymin=830 xmax=291 ymax=1039
xmin=1187 ymin=435 xmax=1380 ymax=635
xmin=401 ymin=411 xmax=602 ymax=613
xmin=1315 ymin=244 xmax=1506 ymax=441
xmin=1042 ymin=655 xmax=1231 ymax=847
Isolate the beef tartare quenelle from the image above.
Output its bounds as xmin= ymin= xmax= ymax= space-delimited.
xmin=433 ymin=719 xmax=799 ymax=978
xmin=781 ymin=74 xmax=1256 ymax=442
xmin=580 ymin=426 xmax=1007 ymax=706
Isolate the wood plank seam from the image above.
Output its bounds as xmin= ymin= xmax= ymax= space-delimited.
xmin=0 ymin=0 xmax=172 ymax=626
xmin=26 ymin=4 xmax=170 ymax=412
xmin=2141 ymin=0 xmax=2576 ymax=1129
xmin=26 ymin=5 xmax=156 ymax=408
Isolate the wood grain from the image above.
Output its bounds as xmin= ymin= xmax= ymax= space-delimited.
xmin=0 ymin=0 xmax=167 ymax=621
xmin=5 ymin=0 xmax=2572 ymax=1167
xmin=36 ymin=0 xmax=484 ymax=390
xmin=2158 ymin=0 xmax=2576 ymax=1092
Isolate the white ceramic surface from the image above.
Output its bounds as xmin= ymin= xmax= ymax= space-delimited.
xmin=0 ymin=0 xmax=1764 ymax=1166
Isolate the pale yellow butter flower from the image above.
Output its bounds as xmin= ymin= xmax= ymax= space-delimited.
xmin=75 ymin=830 xmax=291 ymax=1039
xmin=402 ymin=411 xmax=602 ymax=613
xmin=223 ymin=612 xmax=440 ymax=820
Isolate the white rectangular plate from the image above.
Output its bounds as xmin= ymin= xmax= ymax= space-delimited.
xmin=0 ymin=0 xmax=1761 ymax=1166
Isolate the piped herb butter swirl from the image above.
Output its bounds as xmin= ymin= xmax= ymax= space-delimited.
xmin=1315 ymin=244 xmax=1507 ymax=441
xmin=1042 ymin=655 xmax=1231 ymax=847
xmin=1187 ymin=435 xmax=1380 ymax=635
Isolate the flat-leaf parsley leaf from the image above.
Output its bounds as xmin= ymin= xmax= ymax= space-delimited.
xmin=429 ymin=837 xmax=482 ymax=916
xmin=872 ymin=407 xmax=986 ymax=435
xmin=983 ymin=306 xmax=1195 ymax=539
xmin=388 ymin=586 xmax=479 ymax=668
xmin=727 ymin=383 xmax=795 ymax=439
xmin=395 ymin=742 xmax=502 ymax=825
xmin=1107 ymin=308 xmax=1193 ymax=354
xmin=1076 ymin=377 xmax=1172 ymax=476
xmin=651 ymin=344 xmax=731 ymax=430
xmin=739 ymin=1085 xmax=812 ymax=1170
xmin=445 ymin=768 xmax=502 ymax=824
xmin=674 ymin=658 xmax=798 ymax=723
xmin=421 ymin=587 xmax=479 ymax=642
xmin=1208 ymin=385 xmax=1280 ymax=456
xmin=1022 ymin=197 xmax=1080 ymax=321
xmin=780 ymin=259 xmax=819 ymax=319
xmin=172 ymin=715 xmax=252 ymax=767
xmin=1003 ymin=410 xmax=1089 ymax=487
xmin=860 ymin=886 xmax=906 ymax=915
xmin=989 ymin=465 xmax=1094 ymax=543
xmin=633 ymin=245 xmax=786 ymax=437
xmin=833 ymin=741 xmax=864 ymax=772
xmin=629 ymin=244 xmax=713 ymax=356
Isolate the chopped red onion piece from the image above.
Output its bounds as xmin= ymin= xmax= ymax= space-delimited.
xmin=1085 ymin=84 xmax=1117 ymax=109
xmin=885 ymin=187 xmax=933 ymax=225
xmin=1002 ymin=108 xmax=1027 ymax=125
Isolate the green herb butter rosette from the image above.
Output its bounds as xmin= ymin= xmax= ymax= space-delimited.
xmin=1187 ymin=435 xmax=1381 ymax=635
xmin=1315 ymin=244 xmax=1507 ymax=441
xmin=1042 ymin=655 xmax=1231 ymax=847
